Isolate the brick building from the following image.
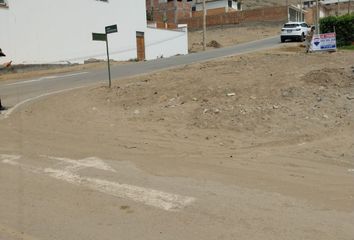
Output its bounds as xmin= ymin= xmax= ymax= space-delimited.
xmin=146 ymin=0 xmax=242 ymax=23
xmin=146 ymin=0 xmax=192 ymax=23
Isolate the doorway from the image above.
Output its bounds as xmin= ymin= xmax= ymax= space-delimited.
xmin=136 ymin=31 xmax=145 ymax=61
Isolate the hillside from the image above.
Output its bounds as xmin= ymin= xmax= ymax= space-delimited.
xmin=242 ymin=0 xmax=300 ymax=9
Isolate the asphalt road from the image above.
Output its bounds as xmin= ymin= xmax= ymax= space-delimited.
xmin=0 ymin=36 xmax=279 ymax=113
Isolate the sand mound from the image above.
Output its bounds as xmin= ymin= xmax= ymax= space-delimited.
xmin=87 ymin=53 xmax=354 ymax=140
xmin=302 ymin=68 xmax=354 ymax=88
xmin=207 ymin=40 xmax=222 ymax=48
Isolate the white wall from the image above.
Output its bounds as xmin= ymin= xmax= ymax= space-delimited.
xmin=319 ymin=8 xmax=326 ymax=18
xmin=146 ymin=25 xmax=188 ymax=60
xmin=231 ymin=0 xmax=241 ymax=10
xmin=195 ymin=0 xmax=241 ymax=11
xmin=196 ymin=0 xmax=228 ymax=11
xmin=0 ymin=0 xmax=188 ymax=64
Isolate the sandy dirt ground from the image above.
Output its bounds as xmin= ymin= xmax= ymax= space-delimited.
xmin=189 ymin=22 xmax=281 ymax=52
xmin=0 ymin=45 xmax=354 ymax=240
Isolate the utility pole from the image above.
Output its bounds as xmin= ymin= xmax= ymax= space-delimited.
xmin=163 ymin=1 xmax=168 ymax=23
xmin=286 ymin=0 xmax=289 ymax=21
xmin=348 ymin=0 xmax=351 ymax=14
xmin=174 ymin=0 xmax=178 ymax=24
xmin=316 ymin=0 xmax=320 ymax=34
xmin=299 ymin=0 xmax=302 ymax=21
xmin=203 ymin=0 xmax=207 ymax=51
xmin=300 ymin=0 xmax=303 ymax=21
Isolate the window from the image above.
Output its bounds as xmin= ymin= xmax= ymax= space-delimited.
xmin=0 ymin=0 xmax=7 ymax=6
xmin=284 ymin=23 xmax=300 ymax=28
xmin=228 ymin=0 xmax=232 ymax=8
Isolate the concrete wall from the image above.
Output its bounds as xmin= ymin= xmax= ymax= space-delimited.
xmin=146 ymin=25 xmax=188 ymax=59
xmin=195 ymin=0 xmax=241 ymax=11
xmin=231 ymin=0 xmax=241 ymax=10
xmin=0 ymin=0 xmax=188 ymax=64
xmin=196 ymin=0 xmax=227 ymax=11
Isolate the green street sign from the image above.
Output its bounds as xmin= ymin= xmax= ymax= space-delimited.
xmin=105 ymin=24 xmax=118 ymax=34
xmin=92 ymin=33 xmax=107 ymax=41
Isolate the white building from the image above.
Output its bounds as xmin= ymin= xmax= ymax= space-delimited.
xmin=194 ymin=0 xmax=242 ymax=12
xmin=0 ymin=0 xmax=188 ymax=64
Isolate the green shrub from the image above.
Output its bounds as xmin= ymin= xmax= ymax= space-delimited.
xmin=320 ymin=14 xmax=354 ymax=47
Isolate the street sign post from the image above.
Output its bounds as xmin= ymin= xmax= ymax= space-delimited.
xmin=92 ymin=24 xmax=118 ymax=88
xmin=105 ymin=36 xmax=112 ymax=88
xmin=105 ymin=25 xmax=118 ymax=34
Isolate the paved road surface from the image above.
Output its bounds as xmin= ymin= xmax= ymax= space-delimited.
xmin=0 ymin=36 xmax=279 ymax=110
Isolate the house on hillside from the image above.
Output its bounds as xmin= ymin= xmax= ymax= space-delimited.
xmin=301 ymin=0 xmax=353 ymax=25
xmin=318 ymin=0 xmax=353 ymax=16
xmin=146 ymin=0 xmax=242 ymax=24
xmin=288 ymin=4 xmax=307 ymax=22
xmin=194 ymin=0 xmax=242 ymax=12
xmin=0 ymin=0 xmax=188 ymax=64
xmin=147 ymin=0 xmax=192 ymax=23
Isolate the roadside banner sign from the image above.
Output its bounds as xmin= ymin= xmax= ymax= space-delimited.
xmin=92 ymin=33 xmax=107 ymax=41
xmin=311 ymin=33 xmax=337 ymax=52
xmin=105 ymin=25 xmax=118 ymax=34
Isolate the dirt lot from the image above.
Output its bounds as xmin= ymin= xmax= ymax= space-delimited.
xmin=1 ymin=45 xmax=354 ymax=239
xmin=189 ymin=22 xmax=281 ymax=52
